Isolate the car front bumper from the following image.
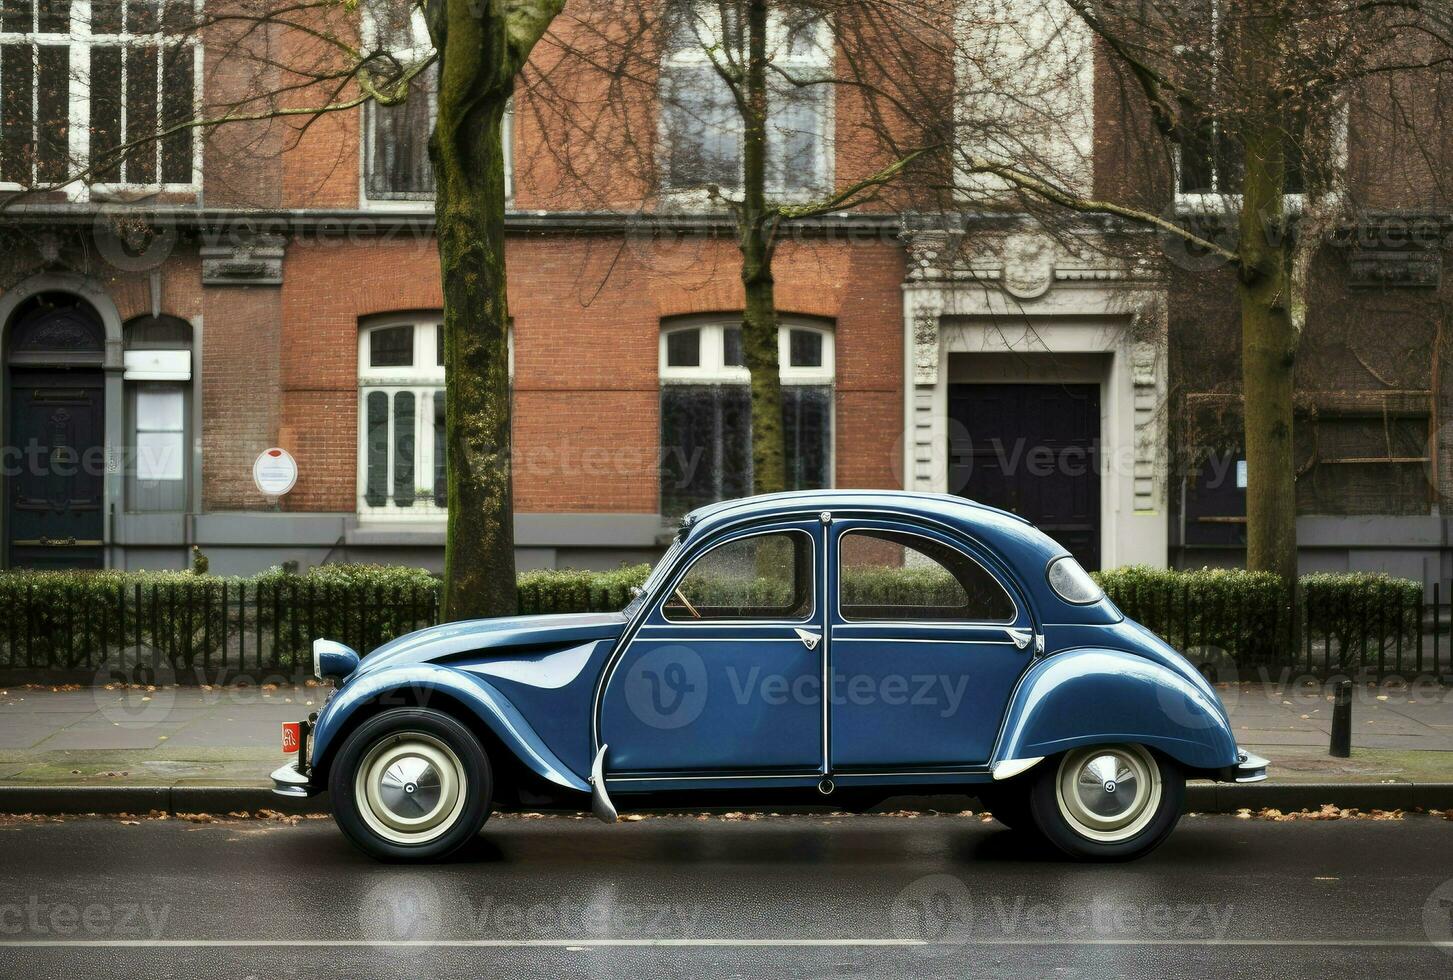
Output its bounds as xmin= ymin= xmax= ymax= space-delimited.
xmin=271 ymin=716 xmax=322 ymax=798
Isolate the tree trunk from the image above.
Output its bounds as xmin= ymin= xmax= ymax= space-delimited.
xmin=740 ymin=0 xmax=785 ymax=496
xmin=1237 ymin=111 xmax=1299 ymax=585
xmin=432 ymin=1 xmax=517 ymax=620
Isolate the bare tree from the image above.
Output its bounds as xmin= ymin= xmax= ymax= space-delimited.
xmin=944 ymin=0 xmax=1453 ymax=583
xmin=0 ymin=0 xmax=564 ymax=619
xmin=522 ymin=0 xmax=950 ymax=498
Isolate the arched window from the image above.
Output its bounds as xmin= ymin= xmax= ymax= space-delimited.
xmin=659 ymin=318 xmax=833 ymax=516
xmin=357 ymin=317 xmax=512 ymax=517
xmin=123 ymin=315 xmax=193 ymax=512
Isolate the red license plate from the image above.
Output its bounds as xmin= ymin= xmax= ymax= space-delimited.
xmin=282 ymin=722 xmax=301 ymax=754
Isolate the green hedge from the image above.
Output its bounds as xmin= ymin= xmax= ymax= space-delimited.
xmin=1097 ymin=566 xmax=1423 ymax=671
xmin=0 ymin=562 xmax=1428 ymax=676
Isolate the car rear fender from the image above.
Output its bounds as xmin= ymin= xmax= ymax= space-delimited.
xmin=992 ymin=648 xmax=1240 ymax=773
xmin=310 ymin=663 xmax=590 ymax=793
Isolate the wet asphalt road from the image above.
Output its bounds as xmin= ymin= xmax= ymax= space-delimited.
xmin=0 ymin=812 xmax=1450 ymax=979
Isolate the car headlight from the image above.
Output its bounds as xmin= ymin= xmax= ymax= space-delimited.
xmin=312 ymin=639 xmax=360 ymax=682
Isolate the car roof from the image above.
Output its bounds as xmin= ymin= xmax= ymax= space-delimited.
xmin=680 ymin=489 xmax=1117 ymax=618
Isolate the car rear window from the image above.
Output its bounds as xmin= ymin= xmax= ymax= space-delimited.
xmin=1047 ymin=555 xmax=1103 ymax=605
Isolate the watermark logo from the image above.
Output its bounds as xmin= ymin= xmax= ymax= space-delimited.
xmin=0 ymin=898 xmax=169 ymax=938
xmin=93 ymin=663 xmax=177 ymax=727
xmin=357 ymin=875 xmax=445 ymax=942
xmin=891 ymin=874 xmax=974 ymax=949
xmin=623 ymin=644 xmax=709 ymax=730
xmin=1423 ymin=877 xmax=1453 ymax=954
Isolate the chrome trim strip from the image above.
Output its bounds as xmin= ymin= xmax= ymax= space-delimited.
xmin=830 ymin=637 xmax=1016 ymax=645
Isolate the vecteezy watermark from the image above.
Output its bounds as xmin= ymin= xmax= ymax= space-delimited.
xmin=357 ymin=876 xmax=702 ymax=943
xmin=1423 ymin=877 xmax=1453 ymax=954
xmin=622 ymin=644 xmax=710 ymax=730
xmin=726 ymin=667 xmax=971 ymax=719
xmin=891 ymin=874 xmax=1235 ymax=949
xmin=0 ymin=898 xmax=170 ymax=938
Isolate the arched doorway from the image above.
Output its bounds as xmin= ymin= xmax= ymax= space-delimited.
xmin=4 ymin=293 xmax=107 ymax=569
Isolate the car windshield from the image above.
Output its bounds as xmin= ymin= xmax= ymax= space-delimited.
xmin=622 ymin=536 xmax=684 ymax=617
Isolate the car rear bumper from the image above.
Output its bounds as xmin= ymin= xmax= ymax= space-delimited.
xmin=1220 ymin=749 xmax=1269 ymax=783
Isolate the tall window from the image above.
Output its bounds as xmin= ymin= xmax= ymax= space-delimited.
xmin=361 ymin=0 xmax=511 ymax=204
xmin=357 ymin=318 xmax=512 ymax=517
xmin=358 ymin=319 xmax=446 ymax=516
xmin=659 ymin=319 xmax=833 ymax=517
xmin=0 ymin=0 xmax=199 ymax=191
xmin=1173 ymin=0 xmax=1304 ymax=202
xmin=123 ymin=315 xmax=193 ymax=512
xmin=660 ymin=2 xmax=832 ymax=198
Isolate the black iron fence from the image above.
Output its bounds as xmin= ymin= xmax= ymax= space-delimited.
xmin=0 ymin=567 xmax=1449 ymax=682
xmin=0 ymin=578 xmax=440 ymax=681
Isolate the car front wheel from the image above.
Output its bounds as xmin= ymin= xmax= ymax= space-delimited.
xmin=329 ymin=707 xmax=492 ymax=861
xmin=1028 ymin=743 xmax=1184 ymax=861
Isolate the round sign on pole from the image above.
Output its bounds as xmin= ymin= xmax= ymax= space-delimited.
xmin=253 ymin=447 xmax=298 ymax=497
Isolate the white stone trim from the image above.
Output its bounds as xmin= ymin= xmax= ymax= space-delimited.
xmin=900 ymin=229 xmax=1169 ymax=569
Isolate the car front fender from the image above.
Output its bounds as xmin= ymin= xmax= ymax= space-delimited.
xmin=310 ymin=663 xmax=590 ymax=793
xmin=992 ymin=648 xmax=1240 ymax=773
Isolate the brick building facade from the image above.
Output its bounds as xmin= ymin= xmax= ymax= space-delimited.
xmin=3 ymin=0 xmax=1452 ymax=587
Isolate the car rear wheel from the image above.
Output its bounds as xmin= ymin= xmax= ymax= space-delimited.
xmin=330 ymin=708 xmax=492 ymax=861
xmin=1028 ymin=743 xmax=1184 ymax=861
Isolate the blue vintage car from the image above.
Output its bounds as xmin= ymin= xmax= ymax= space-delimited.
xmin=272 ymin=490 xmax=1266 ymax=861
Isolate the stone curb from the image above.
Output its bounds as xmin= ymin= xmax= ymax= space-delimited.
xmin=1 ymin=782 xmax=1451 ymax=816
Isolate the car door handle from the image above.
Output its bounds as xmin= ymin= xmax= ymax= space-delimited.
xmin=794 ymin=628 xmax=821 ymax=650
xmin=1006 ymin=628 xmax=1033 ymax=650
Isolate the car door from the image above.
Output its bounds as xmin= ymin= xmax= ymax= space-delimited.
xmin=827 ymin=520 xmax=1033 ymax=770
xmin=598 ymin=520 xmax=826 ymax=777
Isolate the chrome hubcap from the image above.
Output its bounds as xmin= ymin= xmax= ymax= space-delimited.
xmin=1055 ymin=744 xmax=1161 ymax=843
xmin=354 ymin=733 xmax=466 ymax=846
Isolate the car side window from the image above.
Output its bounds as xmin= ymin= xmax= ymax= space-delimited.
xmin=839 ymin=529 xmax=1015 ymax=624
xmin=663 ymin=531 xmax=814 ymax=622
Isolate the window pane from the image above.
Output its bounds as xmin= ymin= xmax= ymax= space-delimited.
xmin=719 ymin=385 xmax=752 ymax=497
xmin=128 ymin=0 xmax=159 ymax=33
xmin=365 ymin=390 xmax=389 ymax=507
xmin=89 ymin=45 xmax=123 ymax=182
xmin=782 ymin=385 xmax=830 ymax=490
xmin=160 ymin=44 xmax=194 ymax=183
xmin=663 ymin=64 xmax=739 ymax=188
xmin=665 ymin=328 xmax=700 ymax=368
xmin=433 ymin=391 xmax=447 ymax=507
xmin=36 ymin=0 xmax=67 ymax=33
xmin=367 ymin=64 xmax=437 ymax=198
xmin=1 ymin=0 xmax=33 ymax=33
xmin=35 ymin=43 xmax=67 ymax=182
xmin=136 ymin=385 xmax=184 ymax=431
xmin=124 ymin=44 xmax=159 ymax=183
xmin=788 ymin=328 xmax=822 ymax=368
xmin=766 ymin=83 xmax=824 ymax=191
xmin=663 ymin=531 xmax=813 ymax=622
xmin=661 ymin=386 xmax=714 ymax=516
xmin=135 ymin=430 xmax=184 ymax=481
xmin=369 ymin=325 xmax=413 ymax=367
xmin=723 ymin=326 xmax=743 ymax=367
xmin=393 ymin=391 xmax=415 ymax=508
xmin=91 ymin=0 xmax=122 ymax=33
xmin=839 ymin=530 xmax=1015 ymax=623
xmin=0 ymin=44 xmax=34 ymax=183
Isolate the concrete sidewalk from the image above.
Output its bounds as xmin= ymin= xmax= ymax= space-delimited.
xmin=0 ymin=680 xmax=1450 ymax=812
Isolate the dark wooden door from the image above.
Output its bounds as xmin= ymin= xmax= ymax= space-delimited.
xmin=6 ymin=370 xmax=105 ymax=569
xmin=948 ymin=383 xmax=1102 ymax=569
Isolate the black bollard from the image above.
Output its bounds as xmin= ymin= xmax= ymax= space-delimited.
xmin=1330 ymin=680 xmax=1352 ymax=758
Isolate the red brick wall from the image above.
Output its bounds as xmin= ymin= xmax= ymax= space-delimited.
xmin=223 ymin=231 xmax=904 ymax=516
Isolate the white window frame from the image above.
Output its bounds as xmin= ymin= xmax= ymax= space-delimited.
xmin=659 ymin=320 xmax=835 ymax=386
xmin=358 ymin=318 xmax=446 ymax=521
xmin=358 ymin=4 xmax=512 ymax=210
xmin=0 ymin=0 xmax=204 ymax=199
xmin=658 ymin=4 xmax=835 ymax=202
xmin=1169 ymin=0 xmax=1344 ymax=215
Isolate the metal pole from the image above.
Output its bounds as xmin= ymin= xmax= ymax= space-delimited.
xmin=1330 ymin=679 xmax=1353 ymax=758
